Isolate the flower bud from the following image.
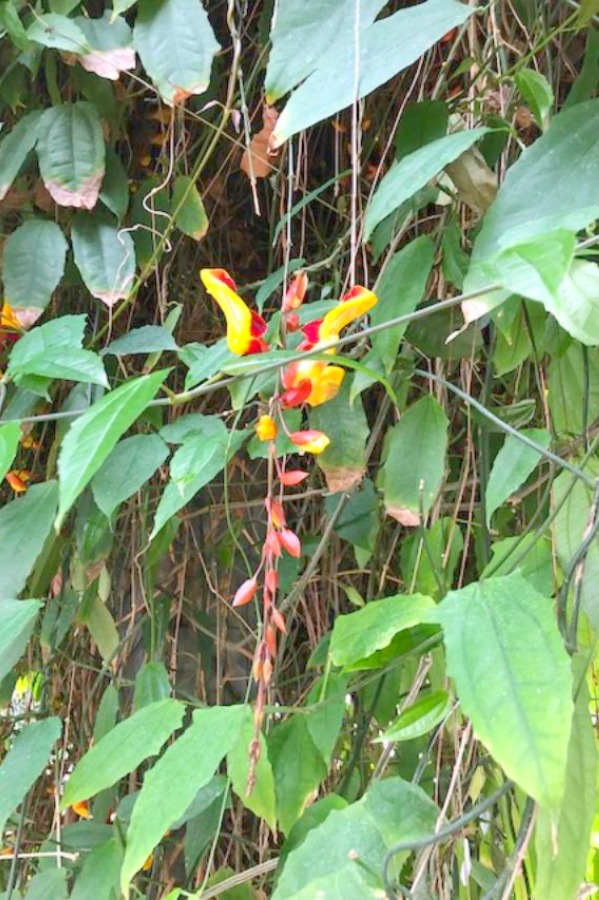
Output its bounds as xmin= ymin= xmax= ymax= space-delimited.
xmin=282 ymin=270 xmax=308 ymax=312
xmin=255 ymin=414 xmax=277 ymax=442
xmin=279 ymin=528 xmax=301 ymax=558
xmin=232 ymin=577 xmax=258 ymax=607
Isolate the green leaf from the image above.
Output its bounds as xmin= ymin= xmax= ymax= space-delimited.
xmin=0 ymin=717 xmax=62 ymax=836
xmin=370 ymin=235 xmax=434 ymax=371
xmin=99 ymin=147 xmax=129 ymax=221
xmin=104 ymin=325 xmax=179 ymax=357
xmin=273 ymin=777 xmax=438 ymax=899
xmin=94 ymin=683 xmax=120 ymax=742
xmin=515 ymin=68 xmax=554 ymax=129
xmin=7 ymin=315 xmax=107 ymax=388
xmin=535 ymin=665 xmax=598 ymax=899
xmin=375 ymin=690 xmax=451 ymax=743
xmin=554 ymin=460 xmax=599 ymax=633
xmin=0 ymin=598 xmax=43 ymax=682
xmin=564 ymin=27 xmax=599 ymax=108
xmin=464 ymin=99 xmax=599 ymax=321
xmin=3 ymin=219 xmax=68 ymax=321
xmin=120 ymin=705 xmax=245 ymax=892
xmin=575 ymin=0 xmax=599 ymax=28
xmin=329 ymin=594 xmax=436 ymax=669
xmin=544 ymin=258 xmax=599 ymax=345
xmin=172 ymin=175 xmax=208 ymax=240
xmin=483 ymin=534 xmax=554 ymax=596
xmin=309 ymin=379 xmax=368 ymax=493
xmin=179 ymin=340 xmax=236 ymax=390
xmin=133 ymin=0 xmax=219 ymax=105
xmin=400 ymin=517 xmax=464 ymax=600
xmin=264 ymin=0 xmax=386 ymax=103
xmin=56 ymin=370 xmax=168 ymax=528
xmin=0 ymin=0 xmax=31 ymax=52
xmin=23 ymin=868 xmax=68 ymax=900
xmin=91 ymin=433 xmax=169 ymax=518
xmin=485 ymin=428 xmax=551 ymax=526
xmin=70 ymin=838 xmax=123 ymax=900
xmin=227 ymin=706 xmax=276 ymax=830
xmin=72 ymin=211 xmax=136 ymax=306
xmin=268 ymin=716 xmax=327 ymax=836
xmin=74 ymin=12 xmax=135 ymax=81
xmin=436 ymin=573 xmax=573 ymax=811
xmin=36 ymin=102 xmax=105 ymax=209
xmin=326 ymin=478 xmax=380 ymax=562
xmin=0 ymin=422 xmax=21 ymax=483
xmin=270 ymin=0 xmax=473 ymax=147
xmin=378 ymin=395 xmax=449 ymax=526
xmin=548 ymin=343 xmax=599 ymax=436
xmin=27 ymin=12 xmax=89 ymax=52
xmin=395 ymin=100 xmax=449 ymax=160
xmin=78 ymin=592 xmax=119 ymax=662
xmin=0 ymin=481 xmax=58 ymax=600
xmin=364 ymin=128 xmax=488 ymax=240
xmin=133 ymin=661 xmax=171 ymax=710
xmin=304 ymin=672 xmax=347 ymax=767
xmin=483 ymin=230 xmax=576 ymax=308
xmin=62 ymin=698 xmax=185 ymax=808
xmin=0 ymin=110 xmax=41 ymax=201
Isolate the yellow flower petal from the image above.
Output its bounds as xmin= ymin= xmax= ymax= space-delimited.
xmin=200 ymin=268 xmax=253 ymax=355
xmin=318 ymin=286 xmax=377 ymax=343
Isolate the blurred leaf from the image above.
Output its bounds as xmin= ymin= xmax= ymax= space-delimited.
xmin=70 ymin=838 xmax=122 ymax=900
xmin=400 ymin=517 xmax=463 ymax=599
xmin=133 ymin=0 xmax=219 ymax=105
xmin=304 ymin=672 xmax=347 ymax=767
xmin=0 ymin=717 xmax=62 ymax=836
xmin=375 ymin=690 xmax=451 ymax=743
xmin=269 ymin=716 xmax=327 ymax=836
xmin=21 ymin=867 xmax=68 ymax=900
xmin=36 ymin=102 xmax=105 ymax=209
xmin=0 ymin=481 xmax=58 ymax=600
xmin=483 ymin=535 xmax=554 ymax=596
xmin=133 ymin=661 xmax=171 ymax=710
xmin=27 ymin=12 xmax=89 ymax=52
xmin=79 ymin=591 xmax=119 ymax=662
xmin=92 ymin=433 xmax=169 ymax=517
xmin=62 ymin=699 xmax=185 ymax=807
xmin=104 ymin=325 xmax=178 ymax=356
xmin=548 ymin=343 xmax=599 ymax=436
xmin=99 ymin=147 xmax=129 ymax=220
xmin=329 ymin=594 xmax=436 ymax=669
xmin=93 ymin=683 xmax=120 ymax=742
xmin=227 ymin=706 xmax=276 ymax=830
xmin=0 ymin=421 xmax=21 ymax=483
xmin=378 ymin=396 xmax=448 ymax=526
xmin=0 ymin=110 xmax=41 ymax=200
xmin=56 ymin=370 xmax=168 ymax=528
xmin=326 ymin=478 xmax=380 ymax=561
xmin=437 ymin=573 xmax=572 ymax=810
xmin=564 ymin=28 xmax=599 ymax=107
xmin=172 ymin=175 xmax=208 ymax=240
xmin=485 ymin=428 xmax=551 ymax=525
xmin=72 ymin=211 xmax=136 ymax=306
xmin=394 ymin=100 xmax=448 ymax=160
xmin=3 ymin=219 xmax=68 ymax=321
xmin=0 ymin=598 xmax=43 ymax=682
xmin=120 ymin=705 xmax=245 ymax=892
xmin=179 ymin=340 xmax=236 ymax=390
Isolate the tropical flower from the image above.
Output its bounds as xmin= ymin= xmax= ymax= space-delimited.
xmin=200 ymin=268 xmax=268 ymax=355
xmin=255 ymin=414 xmax=277 ymax=441
xmin=288 ymin=429 xmax=330 ymax=455
xmin=281 ymin=359 xmax=345 ymax=407
xmin=299 ymin=285 xmax=378 ymax=350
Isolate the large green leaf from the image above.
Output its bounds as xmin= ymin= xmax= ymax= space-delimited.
xmin=24 ymin=869 xmax=68 ymax=900
xmin=27 ymin=12 xmax=89 ymax=52
xmin=309 ymin=379 xmax=369 ymax=493
xmin=544 ymin=258 xmax=599 ymax=345
xmin=71 ymin=211 xmax=136 ymax=306
xmin=329 ymin=593 xmax=436 ymax=669
xmin=227 ymin=705 xmax=277 ymax=831
xmin=535 ymin=666 xmax=598 ymax=899
xmin=7 ymin=315 xmax=107 ymax=388
xmin=364 ymin=128 xmax=488 ymax=240
xmin=91 ymin=433 xmax=169 ymax=518
xmin=554 ymin=460 xmax=599 ymax=633
xmin=56 ymin=370 xmax=168 ymax=528
xmin=70 ymin=839 xmax=123 ymax=900
xmin=0 ymin=481 xmax=58 ymax=600
xmin=3 ymin=219 xmax=68 ymax=323
xmin=271 ymin=0 xmax=473 ymax=147
xmin=485 ymin=428 xmax=551 ymax=525
xmin=120 ymin=705 xmax=245 ymax=892
xmin=378 ymin=395 xmax=448 ymax=526
xmin=268 ymin=716 xmax=327 ymax=836
xmin=104 ymin=325 xmax=179 ymax=357
xmin=62 ymin=698 xmax=185 ymax=807
xmin=464 ymin=98 xmax=599 ymax=321
xmin=436 ymin=573 xmax=573 ymax=811
xmin=0 ymin=717 xmax=62 ymax=836
xmin=36 ymin=102 xmax=105 ymax=209
xmin=74 ymin=12 xmax=135 ymax=81
xmin=133 ymin=0 xmax=219 ymax=105
xmin=273 ymin=777 xmax=438 ymax=899
xmin=0 ymin=598 xmax=43 ymax=682
xmin=0 ymin=110 xmax=42 ymax=201
xmin=0 ymin=421 xmax=21 ymax=483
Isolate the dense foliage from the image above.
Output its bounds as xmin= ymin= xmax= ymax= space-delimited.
xmin=2 ymin=0 xmax=599 ymax=897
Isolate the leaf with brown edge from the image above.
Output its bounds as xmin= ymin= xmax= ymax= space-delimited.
xmin=36 ymin=102 xmax=105 ymax=210
xmin=241 ymin=105 xmax=279 ymax=179
xmin=74 ymin=12 xmax=136 ymax=81
xmin=71 ymin=211 xmax=136 ymax=307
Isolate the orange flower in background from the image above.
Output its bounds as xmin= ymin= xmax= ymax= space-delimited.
xmin=200 ymin=268 xmax=268 ymax=355
xmin=288 ymin=430 xmax=330 ymax=455
xmin=281 ymin=359 xmax=345 ymax=407
xmin=282 ymin=270 xmax=308 ymax=312
xmin=71 ymin=800 xmax=92 ymax=819
xmin=255 ymin=414 xmax=277 ymax=442
xmin=5 ymin=470 xmax=31 ymax=493
xmin=0 ymin=302 xmax=22 ymax=351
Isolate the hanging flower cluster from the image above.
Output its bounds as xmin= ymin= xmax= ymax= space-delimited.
xmin=200 ymin=267 xmax=377 ymax=789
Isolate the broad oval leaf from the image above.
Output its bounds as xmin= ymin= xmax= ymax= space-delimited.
xmin=36 ymin=102 xmax=106 ymax=209
xmin=120 ymin=705 xmax=245 ymax=892
xmin=329 ymin=593 xmax=436 ymax=669
xmin=0 ymin=481 xmax=58 ymax=601
xmin=309 ymin=379 xmax=368 ymax=493
xmin=104 ymin=325 xmax=179 ymax=357
xmin=172 ymin=174 xmax=208 ymax=240
xmin=27 ymin=12 xmax=90 ymax=52
xmin=71 ymin=211 xmax=136 ymax=306
xmin=375 ymin=690 xmax=451 ymax=743
xmin=485 ymin=428 xmax=551 ymax=526
xmin=268 ymin=716 xmax=327 ymax=836
xmin=378 ymin=395 xmax=449 ymax=526
xmin=3 ymin=219 xmax=68 ymax=324
xmin=0 ymin=598 xmax=43 ymax=682
xmin=0 ymin=717 xmax=62 ymax=837
xmin=56 ymin=369 xmax=168 ymax=528
xmin=0 ymin=110 xmax=42 ymax=201
xmin=436 ymin=573 xmax=573 ymax=811
xmin=133 ymin=0 xmax=220 ymax=105
xmin=7 ymin=314 xmax=107 ymax=387
xmin=70 ymin=838 xmax=123 ymax=900
xmin=91 ymin=433 xmax=169 ymax=517
xmin=62 ymin=698 xmax=185 ymax=808
xmin=227 ymin=706 xmax=276 ymax=831
xmin=74 ymin=12 xmax=135 ymax=80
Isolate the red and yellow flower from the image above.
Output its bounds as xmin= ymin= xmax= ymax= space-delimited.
xmin=200 ymin=268 xmax=268 ymax=356
xmin=281 ymin=359 xmax=345 ymax=408
xmin=255 ymin=414 xmax=277 ymax=441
